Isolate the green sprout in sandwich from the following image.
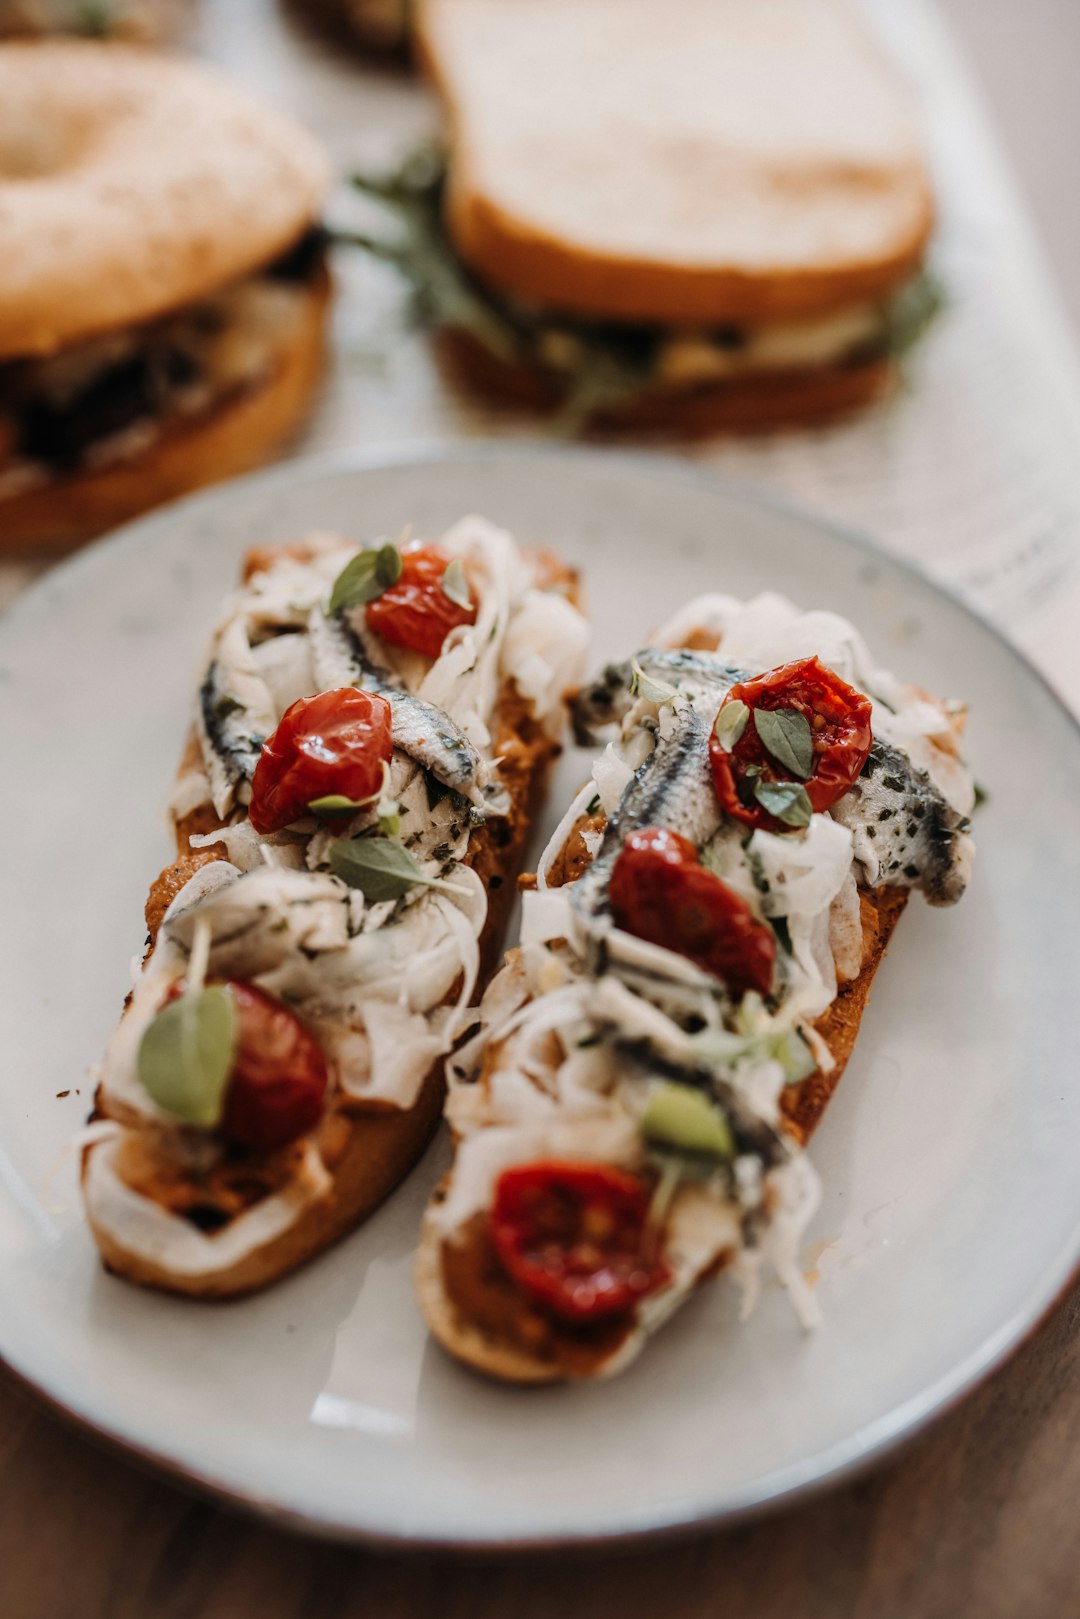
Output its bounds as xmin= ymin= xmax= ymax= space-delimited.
xmin=342 ymin=148 xmax=945 ymax=432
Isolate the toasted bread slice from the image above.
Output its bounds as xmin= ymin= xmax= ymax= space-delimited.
xmin=418 ymin=0 xmax=933 ymax=325
xmin=0 ymin=266 xmax=330 ymax=553
xmin=82 ymin=533 xmax=581 ymax=1299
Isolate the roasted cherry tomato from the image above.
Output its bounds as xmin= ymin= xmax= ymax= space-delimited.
xmin=165 ymin=980 xmax=328 ymax=1151
xmin=366 ymin=542 xmax=477 ymax=659
xmin=608 ymin=826 xmax=776 ymax=997
xmin=710 ymin=655 xmax=872 ymax=834
xmin=491 ymin=1161 xmax=669 ymax=1323
xmin=248 ymin=687 xmax=393 ymax=835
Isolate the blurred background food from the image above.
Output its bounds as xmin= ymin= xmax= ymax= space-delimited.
xmin=0 ymin=41 xmax=330 ymax=547
xmin=360 ymin=0 xmax=938 ymax=432
xmin=290 ymin=0 xmax=414 ymax=56
xmin=0 ymin=0 xmax=188 ymax=40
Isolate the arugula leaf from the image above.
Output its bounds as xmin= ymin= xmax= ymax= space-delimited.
xmin=328 ymin=834 xmax=457 ymax=902
xmin=753 ymin=779 xmax=813 ymax=828
xmin=137 ymin=987 xmax=235 ymax=1128
xmin=441 ymin=558 xmax=472 ymax=610
xmin=753 ymin=707 xmax=813 ymax=779
xmin=328 ymin=544 xmax=403 ymax=615
xmin=714 ymin=699 xmax=749 ymax=752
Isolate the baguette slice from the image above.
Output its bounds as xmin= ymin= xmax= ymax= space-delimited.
xmin=417 ymin=0 xmax=933 ymax=326
xmin=82 ymin=522 xmax=587 ymax=1298
xmin=417 ymin=593 xmax=974 ymax=1381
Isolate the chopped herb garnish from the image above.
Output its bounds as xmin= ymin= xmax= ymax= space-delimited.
xmin=328 ymin=833 xmax=462 ymax=902
xmin=328 ymin=543 xmax=403 ymax=615
xmin=441 ymin=558 xmax=472 ymax=610
xmin=753 ymin=779 xmax=813 ymax=829
xmin=714 ymin=699 xmax=749 ymax=752
xmin=629 ymin=659 xmax=678 ymax=706
xmin=752 ymin=707 xmax=813 ymax=779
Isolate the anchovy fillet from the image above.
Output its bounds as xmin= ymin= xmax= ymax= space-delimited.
xmin=572 ymin=648 xmax=745 ymax=745
xmin=832 ymin=739 xmax=973 ymax=906
xmin=572 ymin=698 xmax=722 ymax=929
xmin=195 ymin=662 xmax=269 ymax=818
xmin=307 ymin=606 xmax=494 ymax=808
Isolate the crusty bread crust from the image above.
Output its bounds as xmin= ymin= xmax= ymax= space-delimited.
xmin=0 ymin=268 xmax=330 ymax=552
xmin=83 ymin=543 xmax=575 ymax=1299
xmin=436 ymin=328 xmax=891 ymax=437
xmin=0 ymin=42 xmax=329 ymax=359
xmin=417 ymin=0 xmax=933 ymax=325
xmin=781 ymin=887 xmax=909 ymax=1144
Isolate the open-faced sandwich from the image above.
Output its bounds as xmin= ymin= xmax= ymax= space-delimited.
xmin=0 ymin=42 xmax=329 ymax=548
xmin=352 ymin=0 xmax=939 ymax=433
xmin=417 ymin=590 xmax=974 ymax=1380
xmin=81 ymin=517 xmax=588 ymax=1297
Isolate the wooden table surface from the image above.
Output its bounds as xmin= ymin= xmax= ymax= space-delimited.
xmin=5 ymin=5 xmax=1080 ymax=1615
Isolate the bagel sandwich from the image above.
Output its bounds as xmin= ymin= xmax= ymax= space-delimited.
xmin=418 ymin=589 xmax=975 ymax=1381
xmin=81 ymin=519 xmax=589 ymax=1298
xmin=353 ymin=0 xmax=939 ymax=434
xmin=0 ymin=43 xmax=330 ymax=549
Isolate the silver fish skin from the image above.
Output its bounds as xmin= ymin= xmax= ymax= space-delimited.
xmin=612 ymin=1036 xmax=789 ymax=1169
xmin=571 ymin=697 xmax=722 ymax=928
xmin=572 ymin=648 xmax=746 ymax=745
xmin=307 ymin=606 xmax=497 ymax=810
xmin=196 ymin=661 xmax=269 ymax=819
xmin=831 ymin=739 xmax=974 ymax=906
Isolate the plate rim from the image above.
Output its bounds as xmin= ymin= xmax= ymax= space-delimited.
xmin=3 ymin=439 xmax=1078 ymax=1554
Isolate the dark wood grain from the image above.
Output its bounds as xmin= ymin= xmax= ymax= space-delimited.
xmin=4 ymin=1277 xmax=1080 ymax=1619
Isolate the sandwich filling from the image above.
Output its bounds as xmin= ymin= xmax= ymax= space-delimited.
xmin=429 ymin=591 xmax=974 ymax=1375
xmin=0 ymin=0 xmax=183 ymax=38
xmin=0 ymin=229 xmax=327 ymax=498
xmin=84 ymin=518 xmax=588 ymax=1277
xmin=351 ymin=153 xmax=941 ymax=423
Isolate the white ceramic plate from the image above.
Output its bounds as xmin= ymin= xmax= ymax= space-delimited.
xmin=1 ymin=445 xmax=1077 ymax=1549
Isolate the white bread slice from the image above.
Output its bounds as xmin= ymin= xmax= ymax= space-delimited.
xmin=417 ymin=0 xmax=933 ymax=324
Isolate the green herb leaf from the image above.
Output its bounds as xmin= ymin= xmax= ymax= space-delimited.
xmin=377 ymin=802 xmax=402 ymax=838
xmin=753 ymin=707 xmax=813 ymax=779
xmin=136 ymin=987 xmax=235 ymax=1128
xmin=328 ymin=835 xmax=454 ymax=902
xmin=630 ymin=659 xmax=677 ymax=706
xmin=973 ymin=780 xmax=990 ymax=811
xmin=642 ymin=1082 xmax=735 ymax=1161
xmin=328 ymin=543 xmax=403 ymax=615
xmin=714 ymin=699 xmax=749 ymax=752
xmin=753 ymin=779 xmax=813 ymax=829
xmin=441 ymin=558 xmax=472 ymax=610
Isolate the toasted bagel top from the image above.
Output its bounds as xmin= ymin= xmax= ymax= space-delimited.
xmin=0 ymin=42 xmax=330 ymax=358
xmin=418 ymin=0 xmax=934 ymax=324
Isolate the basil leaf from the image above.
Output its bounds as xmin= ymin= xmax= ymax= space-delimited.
xmin=328 ymin=543 xmax=403 ymax=615
xmin=309 ymin=794 xmax=366 ymax=818
xmin=137 ymin=986 xmax=235 ymax=1128
xmin=630 ymin=659 xmax=677 ymax=706
xmin=753 ymin=707 xmax=813 ymax=779
xmin=328 ymin=835 xmax=450 ymax=902
xmin=441 ymin=558 xmax=472 ymax=610
xmin=714 ymin=699 xmax=749 ymax=752
xmin=753 ymin=779 xmax=813 ymax=828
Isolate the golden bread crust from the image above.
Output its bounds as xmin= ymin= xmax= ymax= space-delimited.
xmin=0 ymin=268 xmax=330 ymax=551
xmin=418 ymin=0 xmax=933 ymax=324
xmin=0 ymin=42 xmax=329 ymax=358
